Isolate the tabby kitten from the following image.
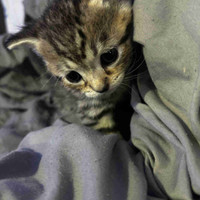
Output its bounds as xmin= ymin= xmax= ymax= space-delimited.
xmin=5 ymin=0 xmax=134 ymax=136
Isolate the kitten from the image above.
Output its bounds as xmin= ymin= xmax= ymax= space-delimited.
xmin=5 ymin=0 xmax=134 ymax=137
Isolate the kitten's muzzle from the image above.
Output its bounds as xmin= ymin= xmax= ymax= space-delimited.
xmin=89 ymin=76 xmax=109 ymax=94
xmin=90 ymin=83 xmax=109 ymax=94
xmin=94 ymin=84 xmax=109 ymax=93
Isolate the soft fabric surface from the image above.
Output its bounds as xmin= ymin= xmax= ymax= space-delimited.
xmin=2 ymin=0 xmax=25 ymax=33
xmin=0 ymin=0 xmax=200 ymax=199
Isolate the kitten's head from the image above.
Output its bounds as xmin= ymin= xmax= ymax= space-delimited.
xmin=5 ymin=0 xmax=134 ymax=98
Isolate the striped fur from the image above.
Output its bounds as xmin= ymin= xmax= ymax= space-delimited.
xmin=5 ymin=0 xmax=134 ymax=136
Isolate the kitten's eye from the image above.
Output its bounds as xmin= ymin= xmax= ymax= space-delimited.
xmin=100 ymin=48 xmax=118 ymax=67
xmin=66 ymin=71 xmax=82 ymax=83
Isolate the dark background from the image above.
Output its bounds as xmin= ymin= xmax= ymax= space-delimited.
xmin=0 ymin=0 xmax=6 ymax=34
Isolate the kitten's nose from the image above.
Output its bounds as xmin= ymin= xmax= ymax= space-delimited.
xmin=95 ymin=84 xmax=109 ymax=93
xmin=89 ymin=73 xmax=109 ymax=93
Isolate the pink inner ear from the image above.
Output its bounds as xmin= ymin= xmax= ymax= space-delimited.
xmin=5 ymin=36 xmax=38 ymax=50
xmin=4 ymin=19 xmax=39 ymax=50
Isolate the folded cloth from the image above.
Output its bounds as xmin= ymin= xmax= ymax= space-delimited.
xmin=0 ymin=124 xmax=147 ymax=200
xmin=1 ymin=0 xmax=25 ymax=33
xmin=131 ymin=0 xmax=200 ymax=199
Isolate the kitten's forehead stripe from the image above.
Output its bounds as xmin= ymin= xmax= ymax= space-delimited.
xmin=46 ymin=34 xmax=67 ymax=57
xmin=78 ymin=29 xmax=87 ymax=40
xmin=90 ymin=41 xmax=98 ymax=56
xmin=99 ymin=32 xmax=108 ymax=43
xmin=56 ymin=36 xmax=69 ymax=48
xmin=67 ymin=57 xmax=74 ymax=62
xmin=72 ymin=0 xmax=82 ymax=15
xmin=80 ymin=40 xmax=86 ymax=59
xmin=75 ymin=16 xmax=82 ymax=25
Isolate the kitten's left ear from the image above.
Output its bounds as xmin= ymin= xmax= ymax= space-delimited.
xmin=4 ymin=26 xmax=39 ymax=50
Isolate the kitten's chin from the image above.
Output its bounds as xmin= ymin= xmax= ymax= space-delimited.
xmin=85 ymin=92 xmax=103 ymax=99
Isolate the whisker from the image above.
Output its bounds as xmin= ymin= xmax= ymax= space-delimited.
xmin=125 ymin=53 xmax=144 ymax=76
xmin=125 ymin=59 xmax=137 ymax=76
xmin=126 ymin=58 xmax=145 ymax=76
xmin=55 ymin=76 xmax=62 ymax=87
xmin=127 ymin=53 xmax=143 ymax=70
xmin=41 ymin=75 xmax=54 ymax=89
xmin=32 ymin=70 xmax=49 ymax=82
xmin=124 ymin=70 xmax=148 ymax=81
xmin=120 ymin=82 xmax=138 ymax=96
xmin=119 ymin=85 xmax=132 ymax=96
xmin=135 ymin=53 xmax=143 ymax=63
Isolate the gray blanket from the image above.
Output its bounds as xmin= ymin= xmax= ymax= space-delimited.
xmin=0 ymin=0 xmax=200 ymax=199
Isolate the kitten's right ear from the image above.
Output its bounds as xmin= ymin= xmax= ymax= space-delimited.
xmin=4 ymin=27 xmax=39 ymax=50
